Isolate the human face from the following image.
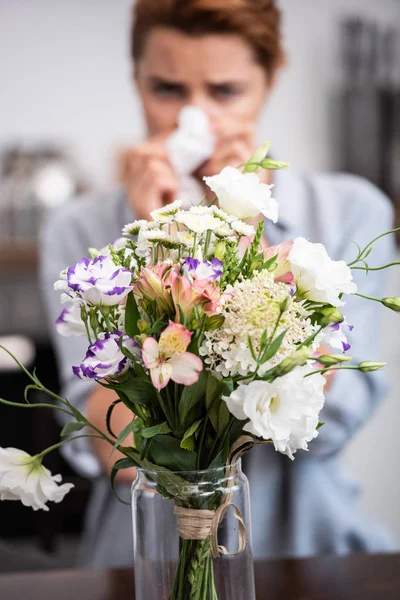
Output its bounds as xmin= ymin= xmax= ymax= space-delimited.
xmin=135 ymin=27 xmax=271 ymax=138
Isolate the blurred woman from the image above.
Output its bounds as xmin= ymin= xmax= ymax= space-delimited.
xmin=41 ymin=0 xmax=396 ymax=568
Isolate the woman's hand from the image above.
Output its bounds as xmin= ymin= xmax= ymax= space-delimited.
xmin=195 ymin=119 xmax=260 ymax=180
xmin=121 ymin=135 xmax=178 ymax=220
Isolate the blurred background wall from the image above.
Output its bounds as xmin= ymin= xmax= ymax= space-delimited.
xmin=0 ymin=0 xmax=399 ymax=569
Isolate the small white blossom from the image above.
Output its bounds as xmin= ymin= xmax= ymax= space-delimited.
xmin=200 ymin=270 xmax=316 ymax=379
xmin=289 ymin=237 xmax=357 ymax=307
xmin=56 ymin=303 xmax=86 ymax=337
xmin=0 ymin=448 xmax=74 ymax=511
xmin=122 ymin=220 xmax=148 ymax=236
xmin=223 ymin=366 xmax=325 ymax=460
xmin=151 ymin=200 xmax=182 ymax=223
xmin=231 ymin=220 xmax=256 ymax=237
xmin=175 ymin=211 xmax=223 ymax=234
xmin=141 ymin=229 xmax=167 ymax=243
xmin=177 ymin=231 xmax=195 ymax=247
xmin=204 ymin=166 xmax=278 ymax=221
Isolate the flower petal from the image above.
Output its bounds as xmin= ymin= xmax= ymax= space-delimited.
xmin=142 ymin=337 xmax=160 ymax=368
xmin=168 ymin=352 xmax=203 ymax=386
xmin=150 ymin=362 xmax=173 ymax=390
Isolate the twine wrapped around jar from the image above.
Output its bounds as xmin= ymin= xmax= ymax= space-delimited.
xmin=174 ymin=435 xmax=271 ymax=558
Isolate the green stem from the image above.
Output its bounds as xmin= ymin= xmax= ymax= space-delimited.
xmin=196 ymin=416 xmax=208 ymax=470
xmin=347 ymin=227 xmax=400 ymax=267
xmin=352 ymin=262 xmax=400 ymax=271
xmin=35 ymin=434 xmax=102 ymax=461
xmin=355 ymin=292 xmax=382 ymax=303
xmin=304 ymin=365 xmax=361 ymax=378
xmin=0 ymin=345 xmax=41 ymax=386
xmin=0 ymin=396 xmax=74 ymax=417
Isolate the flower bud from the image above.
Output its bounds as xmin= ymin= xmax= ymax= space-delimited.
xmin=244 ymin=141 xmax=271 ymax=173
xmin=317 ymin=354 xmax=352 ymax=366
xmin=260 ymin=158 xmax=290 ymax=170
xmin=137 ymin=319 xmax=148 ymax=333
xmin=382 ymin=297 xmax=400 ymax=313
xmin=312 ymin=307 xmax=344 ymax=327
xmin=274 ymin=347 xmax=311 ymax=377
xmin=358 ymin=361 xmax=386 ymax=372
xmin=205 ymin=314 xmax=225 ymax=330
xmin=213 ymin=241 xmax=227 ymax=261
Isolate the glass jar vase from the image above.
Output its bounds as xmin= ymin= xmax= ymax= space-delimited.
xmin=131 ymin=460 xmax=256 ymax=600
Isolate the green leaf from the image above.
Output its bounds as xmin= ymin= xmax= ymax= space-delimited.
xmin=111 ymin=418 xmax=142 ymax=453
xmin=316 ymin=421 xmax=325 ymax=430
xmin=247 ymin=335 xmax=258 ymax=362
xmin=106 ymin=378 xmax=158 ymax=407
xmin=141 ymin=421 xmax=172 ymax=439
xmin=182 ymin=419 xmax=202 ymax=440
xmin=106 ymin=399 xmax=122 ymax=438
xmin=147 ymin=435 xmax=197 ymax=471
xmin=259 ymin=329 xmax=287 ymax=364
xmin=110 ymin=458 xmax=136 ymax=505
xmin=217 ymin=401 xmax=230 ymax=437
xmin=61 ymin=421 xmax=86 ymax=437
xmin=125 ymin=291 xmax=140 ymax=337
xmin=180 ymin=437 xmax=195 ymax=451
xmin=178 ymin=369 xmax=208 ymax=427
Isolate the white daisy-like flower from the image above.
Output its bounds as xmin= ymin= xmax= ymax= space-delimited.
xmin=150 ymin=200 xmax=182 ymax=223
xmin=211 ymin=206 xmax=235 ymax=223
xmin=214 ymin=225 xmax=234 ymax=238
xmin=231 ymin=220 xmax=256 ymax=237
xmin=141 ymin=228 xmax=167 ymax=243
xmin=122 ymin=220 xmax=148 ymax=236
xmin=177 ymin=231 xmax=195 ymax=247
xmin=189 ymin=205 xmax=213 ymax=215
xmin=175 ymin=211 xmax=223 ymax=234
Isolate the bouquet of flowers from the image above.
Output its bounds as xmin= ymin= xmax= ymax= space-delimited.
xmin=1 ymin=146 xmax=399 ymax=600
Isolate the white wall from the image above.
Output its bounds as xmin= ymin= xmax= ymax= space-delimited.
xmin=1 ymin=0 xmax=400 ymax=543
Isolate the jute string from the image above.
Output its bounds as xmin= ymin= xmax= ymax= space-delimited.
xmin=174 ymin=435 xmax=272 ymax=558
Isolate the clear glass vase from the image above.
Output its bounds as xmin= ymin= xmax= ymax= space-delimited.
xmin=131 ymin=460 xmax=256 ymax=600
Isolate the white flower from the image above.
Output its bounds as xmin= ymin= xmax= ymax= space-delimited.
xmin=288 ymin=237 xmax=357 ymax=307
xmin=189 ymin=205 xmax=213 ymax=215
xmin=175 ymin=211 xmax=223 ymax=233
xmin=122 ymin=220 xmax=148 ymax=236
xmin=231 ymin=220 xmax=256 ymax=237
xmin=223 ymin=366 xmax=325 ymax=460
xmin=0 ymin=448 xmax=74 ymax=511
xmin=200 ymin=270 xmax=316 ymax=379
xmin=204 ymin=166 xmax=278 ymax=221
xmin=56 ymin=303 xmax=86 ymax=337
xmin=177 ymin=231 xmax=195 ymax=247
xmin=141 ymin=228 xmax=167 ymax=242
xmin=151 ymin=200 xmax=182 ymax=223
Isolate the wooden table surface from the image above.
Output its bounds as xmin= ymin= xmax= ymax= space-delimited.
xmin=1 ymin=553 xmax=400 ymax=599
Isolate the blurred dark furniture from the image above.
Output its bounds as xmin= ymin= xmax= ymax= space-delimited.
xmin=2 ymin=553 xmax=400 ymax=599
xmin=338 ymin=19 xmax=400 ymax=243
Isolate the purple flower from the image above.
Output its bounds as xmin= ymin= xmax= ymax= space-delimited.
xmin=324 ymin=319 xmax=354 ymax=353
xmin=72 ymin=332 xmax=136 ymax=380
xmin=67 ymin=256 xmax=132 ymax=306
xmin=182 ymin=258 xmax=223 ymax=282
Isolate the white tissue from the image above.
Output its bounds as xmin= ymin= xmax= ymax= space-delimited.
xmin=165 ymin=106 xmax=215 ymax=208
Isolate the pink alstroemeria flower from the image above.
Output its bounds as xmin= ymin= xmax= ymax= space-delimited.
xmin=264 ymin=241 xmax=294 ymax=285
xmin=142 ymin=322 xmax=203 ymax=390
